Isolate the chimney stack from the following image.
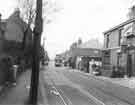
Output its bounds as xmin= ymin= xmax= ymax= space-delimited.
xmin=128 ymin=5 xmax=135 ymax=19
xmin=0 ymin=13 xmax=2 ymax=22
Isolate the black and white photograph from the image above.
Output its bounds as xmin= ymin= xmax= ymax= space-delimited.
xmin=0 ymin=0 xmax=135 ymax=105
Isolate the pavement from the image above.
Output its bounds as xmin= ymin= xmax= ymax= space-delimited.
xmin=0 ymin=70 xmax=31 ymax=105
xmin=95 ymin=76 xmax=135 ymax=89
xmin=0 ymin=63 xmax=135 ymax=105
xmin=68 ymin=68 xmax=135 ymax=89
xmin=0 ymin=67 xmax=49 ymax=105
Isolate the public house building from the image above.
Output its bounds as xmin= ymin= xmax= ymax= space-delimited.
xmin=102 ymin=18 xmax=135 ymax=77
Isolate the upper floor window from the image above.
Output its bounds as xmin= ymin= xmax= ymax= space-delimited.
xmin=118 ymin=28 xmax=123 ymax=46
xmin=106 ymin=34 xmax=109 ymax=48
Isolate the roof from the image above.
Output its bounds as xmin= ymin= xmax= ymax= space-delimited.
xmin=0 ymin=21 xmax=7 ymax=31
xmin=103 ymin=18 xmax=135 ymax=35
xmin=71 ymin=48 xmax=102 ymax=57
xmin=4 ymin=11 xmax=28 ymax=42
xmin=78 ymin=39 xmax=103 ymax=49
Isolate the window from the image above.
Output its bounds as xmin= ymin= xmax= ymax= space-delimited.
xmin=103 ymin=51 xmax=110 ymax=65
xmin=104 ymin=55 xmax=110 ymax=64
xmin=117 ymin=53 xmax=122 ymax=66
xmin=117 ymin=54 xmax=120 ymax=66
xmin=118 ymin=28 xmax=123 ymax=46
xmin=106 ymin=34 xmax=109 ymax=48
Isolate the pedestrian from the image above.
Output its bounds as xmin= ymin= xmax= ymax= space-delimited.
xmin=3 ymin=56 xmax=13 ymax=85
xmin=86 ymin=59 xmax=89 ymax=73
xmin=68 ymin=57 xmax=72 ymax=68
xmin=7 ymin=56 xmax=17 ymax=86
xmin=92 ymin=63 xmax=97 ymax=72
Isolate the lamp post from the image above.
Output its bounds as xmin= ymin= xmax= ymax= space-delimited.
xmin=29 ymin=0 xmax=43 ymax=104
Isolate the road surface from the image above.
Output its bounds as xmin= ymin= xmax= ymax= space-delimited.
xmin=40 ymin=62 xmax=135 ymax=105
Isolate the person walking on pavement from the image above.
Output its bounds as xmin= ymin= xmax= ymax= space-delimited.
xmin=7 ymin=56 xmax=17 ymax=86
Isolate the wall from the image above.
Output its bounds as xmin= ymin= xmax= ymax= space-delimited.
xmin=103 ymin=21 xmax=135 ymax=77
xmin=109 ymin=30 xmax=119 ymax=48
xmin=0 ymin=22 xmax=6 ymax=85
xmin=110 ymin=48 xmax=118 ymax=67
xmin=103 ymin=29 xmax=120 ymax=68
xmin=103 ymin=27 xmax=122 ymax=76
xmin=132 ymin=53 xmax=135 ymax=75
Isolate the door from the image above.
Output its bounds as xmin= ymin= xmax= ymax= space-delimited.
xmin=127 ymin=54 xmax=132 ymax=77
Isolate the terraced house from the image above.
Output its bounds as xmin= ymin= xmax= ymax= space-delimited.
xmin=0 ymin=9 xmax=33 ymax=85
xmin=102 ymin=6 xmax=135 ymax=77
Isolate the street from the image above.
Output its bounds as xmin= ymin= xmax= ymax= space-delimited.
xmin=41 ymin=62 xmax=135 ymax=105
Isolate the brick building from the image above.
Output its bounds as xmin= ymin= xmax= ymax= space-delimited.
xmin=69 ymin=39 xmax=102 ymax=72
xmin=102 ymin=18 xmax=135 ymax=77
xmin=0 ymin=9 xmax=33 ymax=85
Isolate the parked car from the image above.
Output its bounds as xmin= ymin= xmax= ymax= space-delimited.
xmin=42 ymin=59 xmax=49 ymax=66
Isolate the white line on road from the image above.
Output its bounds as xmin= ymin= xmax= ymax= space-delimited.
xmin=58 ymin=88 xmax=73 ymax=105
xmin=45 ymin=69 xmax=106 ymax=105
xmin=80 ymin=89 xmax=105 ymax=105
xmin=46 ymin=73 xmax=71 ymax=105
xmin=56 ymin=70 xmax=106 ymax=105
xmin=51 ymin=85 xmax=68 ymax=105
xmin=67 ymin=71 xmax=106 ymax=105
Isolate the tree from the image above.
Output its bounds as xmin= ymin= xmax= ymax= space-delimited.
xmin=17 ymin=0 xmax=61 ymax=55
xmin=17 ymin=0 xmax=36 ymax=27
xmin=17 ymin=0 xmax=61 ymax=27
xmin=39 ymin=45 xmax=45 ymax=60
xmin=28 ymin=0 xmax=43 ymax=104
xmin=70 ymin=42 xmax=78 ymax=50
xmin=78 ymin=37 xmax=82 ymax=45
xmin=17 ymin=0 xmax=61 ymax=104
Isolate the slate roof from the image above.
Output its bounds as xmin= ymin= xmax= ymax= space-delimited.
xmin=78 ymin=39 xmax=103 ymax=49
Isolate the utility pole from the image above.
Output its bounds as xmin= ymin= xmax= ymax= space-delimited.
xmin=29 ymin=0 xmax=43 ymax=104
xmin=43 ymin=37 xmax=45 ymax=48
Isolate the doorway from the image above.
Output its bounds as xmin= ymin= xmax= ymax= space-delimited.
xmin=127 ymin=54 xmax=132 ymax=77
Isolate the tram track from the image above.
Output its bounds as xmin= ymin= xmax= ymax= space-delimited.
xmin=46 ymin=72 xmax=73 ymax=105
xmin=46 ymin=70 xmax=106 ymax=105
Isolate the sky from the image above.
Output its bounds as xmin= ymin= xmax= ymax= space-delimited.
xmin=0 ymin=0 xmax=134 ymax=59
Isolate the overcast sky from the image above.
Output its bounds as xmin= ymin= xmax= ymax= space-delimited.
xmin=0 ymin=0 xmax=134 ymax=58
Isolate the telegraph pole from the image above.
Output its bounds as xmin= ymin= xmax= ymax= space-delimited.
xmin=29 ymin=0 xmax=43 ymax=104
